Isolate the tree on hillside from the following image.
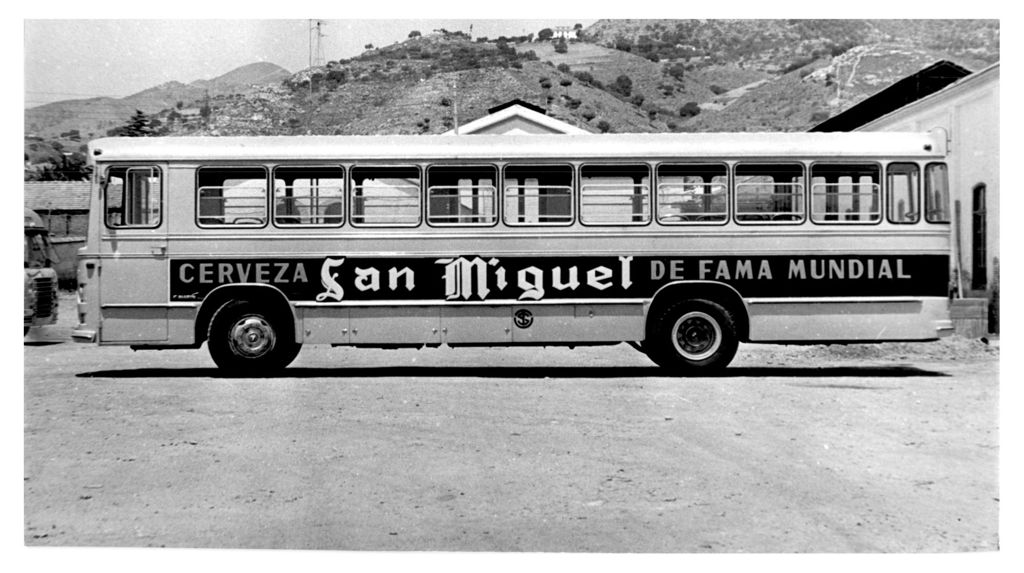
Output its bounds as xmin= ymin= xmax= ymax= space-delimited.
xmin=679 ymin=102 xmax=701 ymax=118
xmin=554 ymin=38 xmax=568 ymax=54
xmin=611 ymin=74 xmax=633 ymax=97
xmin=666 ymin=62 xmax=686 ymax=81
xmin=408 ymin=30 xmax=421 ymax=38
xmin=106 ymin=109 xmax=155 ymax=137
xmin=537 ymin=28 xmax=554 ymax=41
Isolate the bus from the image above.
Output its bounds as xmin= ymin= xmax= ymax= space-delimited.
xmin=25 ymin=208 xmax=59 ymax=336
xmin=72 ymin=132 xmax=953 ymax=375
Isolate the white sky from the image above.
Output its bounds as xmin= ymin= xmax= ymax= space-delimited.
xmin=24 ymin=19 xmax=594 ymax=107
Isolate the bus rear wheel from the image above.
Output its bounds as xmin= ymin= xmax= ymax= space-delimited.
xmin=646 ymin=299 xmax=738 ymax=374
xmin=207 ymin=300 xmax=300 ymax=376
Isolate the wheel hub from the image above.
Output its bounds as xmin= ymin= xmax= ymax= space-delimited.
xmin=228 ymin=315 xmax=276 ymax=358
xmin=672 ymin=311 xmax=722 ymax=361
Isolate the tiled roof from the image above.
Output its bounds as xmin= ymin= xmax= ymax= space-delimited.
xmin=24 ymin=181 xmax=92 ymax=212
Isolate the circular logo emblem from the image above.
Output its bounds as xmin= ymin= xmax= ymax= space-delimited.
xmin=513 ymin=309 xmax=534 ymax=329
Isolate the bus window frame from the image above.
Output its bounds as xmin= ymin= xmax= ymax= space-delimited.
xmin=349 ymin=164 xmax=424 ymax=228
xmin=502 ymin=162 xmax=576 ymax=227
xmin=195 ymin=165 xmax=270 ymax=229
xmin=925 ymin=162 xmax=951 ymax=224
xmin=425 ymin=163 xmax=500 ymax=229
xmin=732 ymin=161 xmax=807 ymax=226
xmin=654 ymin=160 xmax=730 ymax=227
xmin=103 ymin=164 xmax=164 ymax=230
xmin=578 ymin=162 xmax=653 ymax=227
xmin=271 ymin=165 xmax=346 ymax=229
xmin=807 ymin=161 xmax=883 ymax=227
xmin=885 ymin=161 xmax=921 ymax=225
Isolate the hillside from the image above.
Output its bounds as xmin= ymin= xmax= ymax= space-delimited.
xmin=25 ymin=19 xmax=1000 ymax=166
xmin=582 ymin=19 xmax=999 ymax=72
xmin=25 ymin=62 xmax=291 ymax=141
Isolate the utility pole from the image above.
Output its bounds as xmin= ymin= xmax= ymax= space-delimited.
xmin=313 ymin=20 xmax=326 ymax=68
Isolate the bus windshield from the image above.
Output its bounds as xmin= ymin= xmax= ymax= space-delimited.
xmin=25 ymin=231 xmax=59 ymax=269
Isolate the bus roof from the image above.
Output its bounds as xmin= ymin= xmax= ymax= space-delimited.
xmin=88 ymin=131 xmax=946 ymax=163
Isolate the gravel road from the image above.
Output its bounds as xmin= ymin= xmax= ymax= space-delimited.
xmin=24 ymin=294 xmax=999 ymax=551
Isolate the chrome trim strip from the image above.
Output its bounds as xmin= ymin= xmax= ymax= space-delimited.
xmin=746 ymin=296 xmax=948 ymax=304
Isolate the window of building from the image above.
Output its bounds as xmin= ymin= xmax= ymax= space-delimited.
xmin=503 ymin=164 xmax=573 ymax=225
xmin=735 ymin=163 xmax=804 ymax=223
xmin=926 ymin=163 xmax=950 ymax=223
xmin=580 ymin=164 xmax=651 ymax=225
xmin=972 ymin=183 xmax=987 ymax=290
xmin=104 ymin=166 xmax=162 ymax=228
xmin=351 ymin=166 xmax=421 ymax=227
xmin=886 ymin=163 xmax=920 ymax=224
xmin=427 ymin=165 xmax=498 ymax=226
xmin=810 ymin=163 xmax=880 ymax=223
xmin=273 ymin=166 xmax=344 ymax=227
xmin=656 ymin=164 xmax=727 ymax=224
xmin=197 ymin=167 xmax=268 ymax=227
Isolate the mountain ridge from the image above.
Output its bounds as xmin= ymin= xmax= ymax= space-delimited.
xmin=25 ymin=20 xmax=998 ymax=170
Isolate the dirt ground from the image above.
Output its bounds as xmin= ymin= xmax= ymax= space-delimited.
xmin=24 ymin=293 xmax=999 ymax=552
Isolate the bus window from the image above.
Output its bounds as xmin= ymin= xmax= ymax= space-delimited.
xmin=197 ymin=167 xmax=268 ymax=227
xmin=273 ymin=166 xmax=345 ymax=227
xmin=925 ymin=163 xmax=950 ymax=223
xmin=504 ymin=164 xmax=573 ymax=225
xmin=580 ymin=164 xmax=651 ymax=225
xmin=810 ymin=164 xmax=880 ymax=223
xmin=427 ymin=165 xmax=497 ymax=226
xmin=887 ymin=163 xmax=920 ymax=224
xmin=351 ymin=166 xmax=421 ymax=227
xmin=105 ymin=166 xmax=162 ymax=228
xmin=656 ymin=164 xmax=727 ymax=224
xmin=735 ymin=163 xmax=804 ymax=223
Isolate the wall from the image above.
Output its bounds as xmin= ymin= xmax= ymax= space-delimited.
xmin=857 ymin=65 xmax=999 ymax=301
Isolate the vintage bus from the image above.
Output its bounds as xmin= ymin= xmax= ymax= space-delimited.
xmin=72 ymin=132 xmax=953 ymax=375
xmin=25 ymin=208 xmax=59 ymax=336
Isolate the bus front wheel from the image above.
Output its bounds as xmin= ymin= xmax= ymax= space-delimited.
xmin=645 ymin=299 xmax=738 ymax=374
xmin=207 ymin=300 xmax=301 ymax=376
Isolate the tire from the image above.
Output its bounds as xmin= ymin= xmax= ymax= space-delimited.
xmin=645 ymin=299 xmax=738 ymax=374
xmin=207 ymin=300 xmax=301 ymax=376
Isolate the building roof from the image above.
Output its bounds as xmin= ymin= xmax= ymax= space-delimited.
xmin=810 ymin=60 xmax=973 ymax=132
xmin=24 ymin=181 xmax=92 ymax=212
xmin=487 ymin=99 xmax=547 ymax=115
xmin=88 ymin=131 xmax=946 ymax=163
xmin=856 ymin=62 xmax=999 ymax=131
xmin=443 ymin=103 xmax=589 ymax=135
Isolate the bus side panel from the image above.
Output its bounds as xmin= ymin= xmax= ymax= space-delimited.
xmin=98 ymin=257 xmax=170 ymax=343
xmin=442 ymin=306 xmax=511 ymax=344
xmin=349 ymin=307 xmax=441 ymax=344
xmin=511 ymin=304 xmax=644 ymax=343
xmin=747 ymin=298 xmax=951 ymax=342
xmin=101 ymin=307 xmax=169 ymax=343
xmin=300 ymin=306 xmax=351 ymax=344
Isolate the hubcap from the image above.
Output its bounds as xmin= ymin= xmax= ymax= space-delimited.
xmin=672 ymin=311 xmax=722 ymax=361
xmin=228 ymin=315 xmax=276 ymax=358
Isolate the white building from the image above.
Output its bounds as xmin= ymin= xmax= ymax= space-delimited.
xmin=856 ymin=63 xmax=999 ymax=302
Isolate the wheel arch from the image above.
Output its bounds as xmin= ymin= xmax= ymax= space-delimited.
xmin=646 ymin=281 xmax=750 ymax=342
xmin=194 ymin=283 xmax=298 ymax=345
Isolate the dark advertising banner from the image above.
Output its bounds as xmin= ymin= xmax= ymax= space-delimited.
xmin=169 ymin=254 xmax=950 ymax=302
